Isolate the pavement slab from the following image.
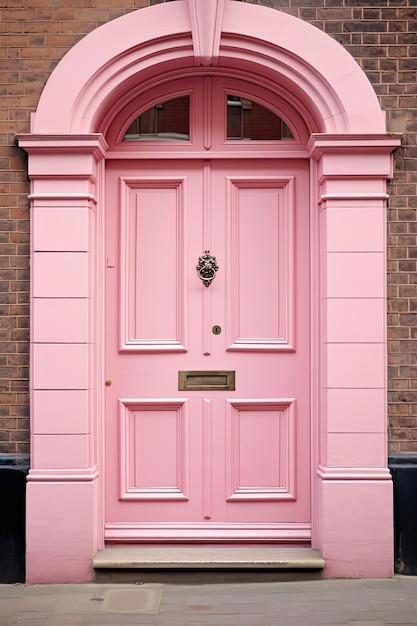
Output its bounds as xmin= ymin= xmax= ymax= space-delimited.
xmin=1 ymin=577 xmax=417 ymax=625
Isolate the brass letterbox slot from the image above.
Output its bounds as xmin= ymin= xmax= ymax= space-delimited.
xmin=179 ymin=370 xmax=235 ymax=391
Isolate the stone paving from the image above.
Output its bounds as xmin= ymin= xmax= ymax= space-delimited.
xmin=1 ymin=577 xmax=417 ymax=625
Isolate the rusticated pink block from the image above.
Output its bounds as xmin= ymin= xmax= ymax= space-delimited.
xmin=326 ymin=343 xmax=385 ymax=389
xmin=325 ymin=207 xmax=384 ymax=253
xmin=325 ymin=252 xmax=385 ymax=298
xmin=33 ymin=298 xmax=89 ymax=343
xmin=33 ymin=252 xmax=89 ymax=297
xmin=319 ymin=479 xmax=393 ymax=578
xmin=326 ymin=433 xmax=386 ymax=467
xmin=317 ymin=153 xmax=391 ymax=178
xmin=324 ymin=298 xmax=385 ymax=343
xmin=32 ymin=434 xmax=93 ymax=469
xmin=28 ymin=152 xmax=100 ymax=177
xmin=32 ymin=390 xmax=90 ymax=434
xmin=33 ymin=344 xmax=89 ymax=390
xmin=33 ymin=208 xmax=90 ymax=252
xmin=26 ymin=481 xmax=98 ymax=583
xmin=319 ymin=177 xmax=386 ymax=197
xmin=326 ymin=388 xmax=386 ymax=433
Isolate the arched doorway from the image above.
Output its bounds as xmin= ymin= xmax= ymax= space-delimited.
xmin=104 ymin=76 xmax=311 ymax=543
xmin=18 ymin=0 xmax=400 ymax=582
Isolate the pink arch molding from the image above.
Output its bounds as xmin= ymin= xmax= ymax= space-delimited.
xmin=18 ymin=0 xmax=401 ymax=583
xmin=32 ymin=0 xmax=385 ymax=135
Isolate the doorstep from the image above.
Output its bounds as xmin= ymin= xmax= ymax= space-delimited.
xmin=93 ymin=547 xmax=325 ymax=583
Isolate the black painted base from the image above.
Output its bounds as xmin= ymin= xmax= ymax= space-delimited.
xmin=0 ymin=456 xmax=29 ymax=583
xmin=389 ymin=454 xmax=417 ymax=575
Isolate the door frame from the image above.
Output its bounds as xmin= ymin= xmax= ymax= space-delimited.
xmin=18 ymin=0 xmax=400 ymax=582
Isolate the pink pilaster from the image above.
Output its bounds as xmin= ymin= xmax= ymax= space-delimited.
xmin=18 ymin=135 xmax=107 ymax=583
xmin=309 ymin=135 xmax=399 ymax=578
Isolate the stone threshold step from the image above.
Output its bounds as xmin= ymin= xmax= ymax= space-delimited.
xmin=93 ymin=547 xmax=325 ymax=570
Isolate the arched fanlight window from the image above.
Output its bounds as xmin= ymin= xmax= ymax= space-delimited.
xmin=227 ymin=96 xmax=294 ymax=141
xmin=122 ymin=93 xmax=295 ymax=142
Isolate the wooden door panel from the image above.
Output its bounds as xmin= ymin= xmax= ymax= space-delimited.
xmin=119 ymin=399 xmax=189 ymax=502
xmin=224 ymin=175 xmax=294 ymax=349
xmin=105 ymin=158 xmax=310 ymax=541
xmin=226 ymin=400 xmax=296 ymax=501
xmin=119 ymin=176 xmax=189 ymax=352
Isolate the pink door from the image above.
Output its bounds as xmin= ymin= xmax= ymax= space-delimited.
xmin=105 ymin=157 xmax=310 ymax=543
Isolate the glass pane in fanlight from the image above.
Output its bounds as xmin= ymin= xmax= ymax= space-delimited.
xmin=123 ymin=96 xmax=190 ymax=141
xmin=227 ymin=96 xmax=294 ymax=141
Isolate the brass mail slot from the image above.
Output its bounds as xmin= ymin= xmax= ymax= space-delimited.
xmin=179 ymin=370 xmax=235 ymax=391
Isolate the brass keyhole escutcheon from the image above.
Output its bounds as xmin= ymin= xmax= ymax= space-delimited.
xmin=212 ymin=325 xmax=221 ymax=335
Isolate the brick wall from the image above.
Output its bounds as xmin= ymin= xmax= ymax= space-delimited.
xmin=0 ymin=0 xmax=415 ymax=455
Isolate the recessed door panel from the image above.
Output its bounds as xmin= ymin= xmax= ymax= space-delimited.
xmin=119 ymin=399 xmax=188 ymax=501
xmin=226 ymin=400 xmax=296 ymax=501
xmin=105 ymin=157 xmax=310 ymax=542
xmin=225 ymin=175 xmax=294 ymax=350
xmin=120 ymin=177 xmax=187 ymax=351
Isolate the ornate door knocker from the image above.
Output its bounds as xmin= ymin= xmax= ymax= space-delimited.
xmin=196 ymin=251 xmax=219 ymax=287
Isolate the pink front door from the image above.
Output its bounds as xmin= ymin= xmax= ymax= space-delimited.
xmin=105 ymin=157 xmax=310 ymax=543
